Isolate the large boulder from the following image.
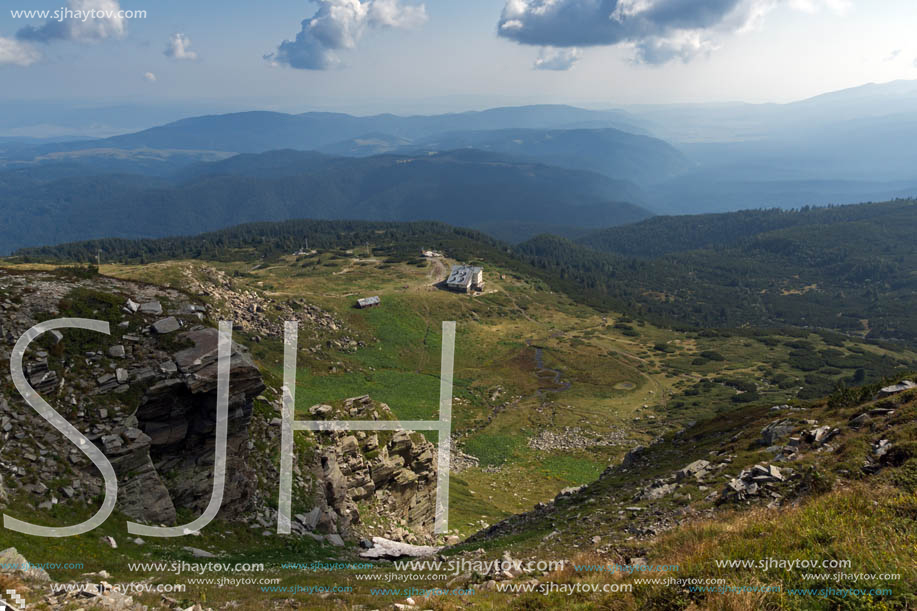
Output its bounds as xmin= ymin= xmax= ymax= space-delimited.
xmin=359 ymin=537 xmax=441 ymax=560
xmin=676 ymin=459 xmax=710 ymax=481
xmin=761 ymin=420 xmax=796 ymax=446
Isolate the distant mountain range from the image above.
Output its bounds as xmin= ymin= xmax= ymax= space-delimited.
xmin=8 ymin=105 xmax=646 ymax=158
xmin=3 ymin=80 xmax=917 ymax=250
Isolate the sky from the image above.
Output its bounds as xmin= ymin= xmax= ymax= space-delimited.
xmin=2 ymin=0 xmax=917 ymax=135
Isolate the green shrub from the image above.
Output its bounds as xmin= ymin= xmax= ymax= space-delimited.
xmin=892 ymin=459 xmax=917 ymax=492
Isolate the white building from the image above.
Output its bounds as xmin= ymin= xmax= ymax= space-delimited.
xmin=446 ymin=265 xmax=484 ymax=293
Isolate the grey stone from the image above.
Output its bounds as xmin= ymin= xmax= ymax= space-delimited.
xmin=309 ymin=404 xmax=333 ymax=418
xmin=640 ymin=482 xmax=677 ymax=500
xmin=359 ymin=537 xmax=441 ymax=560
xmin=109 ymin=345 xmax=126 ymax=358
xmin=301 ymin=507 xmax=321 ymax=530
xmin=101 ymin=434 xmax=123 ymax=453
xmin=341 ymin=435 xmax=359 ymax=455
xmin=877 ymin=380 xmax=916 ymax=397
xmin=139 ymin=301 xmax=163 ymax=315
xmin=676 ymin=459 xmax=710 ymax=481
xmin=123 ymin=427 xmax=144 ymax=442
xmin=183 ymin=547 xmax=216 ymax=558
xmin=761 ymin=420 xmax=796 ymax=445
xmin=806 ymin=425 xmax=838 ymax=446
xmin=152 ymin=317 xmax=181 ymax=334
xmin=159 ymin=360 xmax=178 ymax=374
xmin=389 ymin=430 xmax=414 ymax=455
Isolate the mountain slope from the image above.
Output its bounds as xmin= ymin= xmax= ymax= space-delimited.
xmin=460 ymin=375 xmax=917 ymax=609
xmin=576 ymin=203 xmax=910 ymax=257
xmin=0 ymin=149 xmax=652 ymax=253
xmin=411 ymin=128 xmax=691 ymax=185
xmin=516 ymin=199 xmax=917 ymax=342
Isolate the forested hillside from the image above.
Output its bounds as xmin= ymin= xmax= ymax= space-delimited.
xmin=15 ymin=199 xmax=917 ymax=345
xmin=0 ymin=149 xmax=650 ymax=253
xmin=577 ymin=201 xmax=913 ymax=256
xmin=519 ymin=199 xmax=917 ymax=341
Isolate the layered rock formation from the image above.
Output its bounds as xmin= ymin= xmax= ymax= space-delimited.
xmin=0 ymin=270 xmax=264 ymax=527
xmin=297 ymin=395 xmax=439 ymax=543
xmin=136 ymin=327 xmax=264 ymax=521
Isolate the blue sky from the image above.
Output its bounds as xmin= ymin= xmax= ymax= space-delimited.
xmin=2 ymin=0 xmax=917 ymax=129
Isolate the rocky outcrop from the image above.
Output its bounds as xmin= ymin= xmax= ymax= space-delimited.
xmin=719 ymin=463 xmax=790 ymax=504
xmin=875 ymin=380 xmax=916 ymax=399
xmin=106 ymin=427 xmax=176 ymax=524
xmin=0 ymin=270 xmax=264 ymax=528
xmin=303 ymin=395 xmax=439 ymax=543
xmin=527 ymin=426 xmax=629 ymax=452
xmin=136 ymin=327 xmax=264 ymax=521
xmin=180 ymin=264 xmax=360 ymax=351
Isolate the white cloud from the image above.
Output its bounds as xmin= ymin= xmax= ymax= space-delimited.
xmin=143 ymin=71 xmax=156 ymax=81
xmin=533 ymin=47 xmax=582 ymax=70
xmin=497 ymin=0 xmax=854 ymax=65
xmin=16 ymin=0 xmax=128 ymax=43
xmin=368 ymin=0 xmax=427 ymax=28
xmin=164 ymin=33 xmax=198 ymax=60
xmin=632 ymin=31 xmax=719 ymax=65
xmin=267 ymin=0 xmax=428 ymax=70
xmin=0 ymin=36 xmax=41 ymax=66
